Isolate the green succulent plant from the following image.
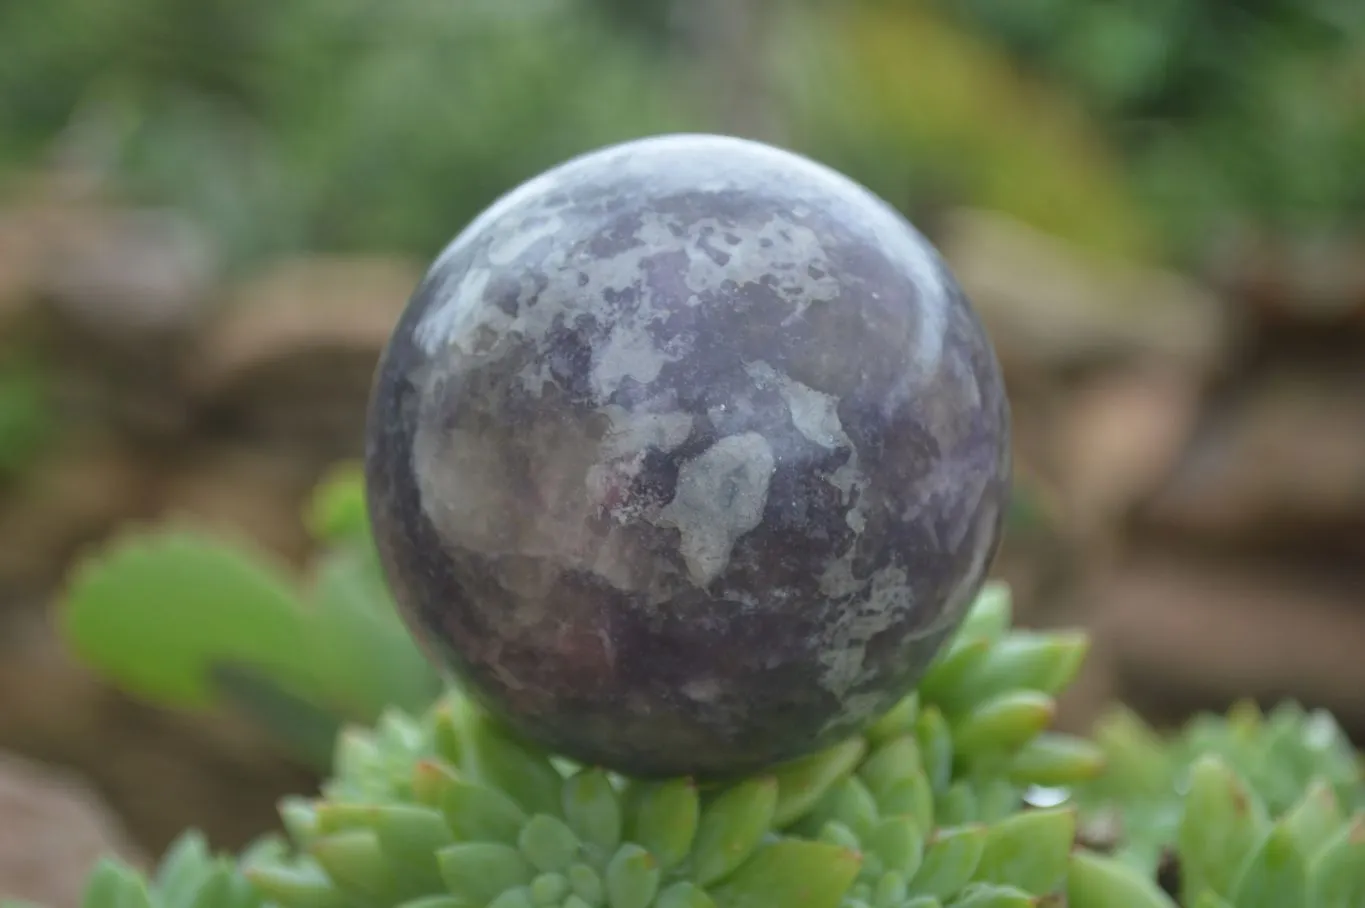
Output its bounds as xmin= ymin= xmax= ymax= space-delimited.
xmin=28 ymin=576 xmax=1364 ymax=908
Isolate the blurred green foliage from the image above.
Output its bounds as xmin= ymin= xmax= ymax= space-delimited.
xmin=0 ymin=0 xmax=691 ymax=272
xmin=61 ymin=463 xmax=442 ymax=769
xmin=770 ymin=2 xmax=1157 ymax=264
xmin=943 ymin=0 xmax=1365 ymax=260
xmin=0 ymin=347 xmax=55 ymax=478
xmin=3 ymin=0 xmax=1362 ymax=274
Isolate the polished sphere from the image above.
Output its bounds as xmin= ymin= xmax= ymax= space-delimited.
xmin=364 ymin=134 xmax=1011 ymax=777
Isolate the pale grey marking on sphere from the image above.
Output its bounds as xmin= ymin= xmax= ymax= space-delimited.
xmin=654 ymin=431 xmax=777 ymax=587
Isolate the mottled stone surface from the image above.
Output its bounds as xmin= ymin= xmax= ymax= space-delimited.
xmin=365 ymin=134 xmax=1011 ymax=777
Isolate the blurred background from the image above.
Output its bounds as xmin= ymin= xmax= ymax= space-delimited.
xmin=1 ymin=0 xmax=1363 ymax=901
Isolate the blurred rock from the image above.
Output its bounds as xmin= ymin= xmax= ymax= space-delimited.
xmin=0 ymin=607 xmax=314 ymax=858
xmin=35 ymin=206 xmax=219 ymax=346
xmin=0 ymin=212 xmax=42 ymax=335
xmin=0 ymin=750 xmax=144 ymax=908
xmin=191 ymin=256 xmax=420 ymax=458
xmin=1096 ymin=553 xmax=1365 ymax=732
xmin=154 ymin=444 xmax=316 ymax=566
xmin=1056 ymin=364 xmax=1202 ymax=541
xmin=1139 ymin=362 xmax=1365 ymax=549
xmin=938 ymin=208 xmax=1236 ymax=375
xmin=0 ymin=436 xmax=154 ymax=595
xmin=1207 ymin=224 xmax=1365 ymax=332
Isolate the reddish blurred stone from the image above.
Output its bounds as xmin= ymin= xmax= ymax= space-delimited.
xmin=1096 ymin=553 xmax=1365 ymax=730
xmin=0 ymin=437 xmax=154 ymax=595
xmin=0 ymin=608 xmax=314 ymax=859
xmin=0 ymin=750 xmax=144 ymax=908
xmin=1139 ymin=362 xmax=1365 ymax=550
xmin=1056 ymin=364 xmax=1202 ymax=541
xmin=938 ymin=208 xmax=1236 ymax=376
xmin=190 ymin=256 xmax=420 ymax=457
xmin=1206 ymin=224 xmax=1365 ymax=333
xmin=154 ymin=444 xmax=316 ymax=567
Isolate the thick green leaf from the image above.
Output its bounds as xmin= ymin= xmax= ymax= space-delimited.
xmin=708 ymin=841 xmax=861 ymax=908
xmin=973 ymin=806 xmax=1075 ymax=894
xmin=947 ymin=882 xmax=1034 ymax=907
xmin=957 ymin=582 xmax=1013 ymax=641
xmin=83 ymin=859 xmax=155 ymax=908
xmin=243 ymin=863 xmax=351 ymax=908
xmin=1006 ymin=732 xmax=1106 ymax=786
xmin=1281 ymin=779 xmax=1344 ymax=858
xmin=442 ymin=777 xmax=529 ymax=845
xmin=1066 ymin=850 xmax=1178 ymax=908
xmin=1308 ymin=815 xmax=1365 ymax=908
xmin=1229 ymin=820 xmax=1309 ymax=908
xmin=912 ymin=706 xmax=954 ymax=794
xmin=518 ymin=814 xmax=581 ymax=873
xmin=61 ymin=531 xmax=317 ymax=707
xmin=629 ymin=778 xmax=699 ymax=870
xmin=965 ymin=630 xmax=1090 ymax=700
xmin=690 ymin=778 xmax=779 ymax=886
xmin=1176 ymin=755 xmax=1269 ymax=902
xmin=373 ymin=805 xmax=455 ymax=892
xmin=951 ymin=691 xmax=1056 ymax=758
xmin=771 ymin=738 xmax=867 ymax=828
xmin=604 ymin=843 xmax=660 ymax=908
xmin=562 ymin=769 xmax=623 ymax=855
xmin=656 ymin=882 xmax=716 ymax=908
xmin=464 ymin=714 xmax=563 ymax=817
xmin=305 ymin=462 xmax=371 ymax=543
xmin=864 ymin=814 xmax=925 ymax=878
xmin=437 ymin=843 xmax=533 ymax=906
xmin=309 ymin=830 xmax=402 ymax=903
xmin=858 ymin=735 xmax=922 ymax=799
xmin=305 ymin=545 xmax=441 ymax=720
xmin=909 ymin=824 xmax=986 ymax=899
xmin=917 ymin=638 xmax=993 ymax=716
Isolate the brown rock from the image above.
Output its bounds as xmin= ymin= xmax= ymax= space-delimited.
xmin=35 ymin=206 xmax=218 ymax=346
xmin=1140 ymin=362 xmax=1365 ymax=549
xmin=0 ymin=212 xmax=43 ymax=335
xmin=153 ymin=444 xmax=317 ymax=567
xmin=0 ymin=750 xmax=144 ymax=908
xmin=1206 ymin=223 xmax=1365 ymax=332
xmin=0 ymin=607 xmax=314 ymax=858
xmin=190 ymin=256 xmax=420 ymax=458
xmin=1056 ymin=364 xmax=1203 ymax=541
xmin=938 ymin=208 xmax=1236 ymax=375
xmin=1095 ymin=553 xmax=1365 ymax=730
xmin=0 ymin=436 xmax=154 ymax=594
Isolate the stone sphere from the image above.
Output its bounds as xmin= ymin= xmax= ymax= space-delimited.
xmin=364 ymin=134 xmax=1010 ymax=778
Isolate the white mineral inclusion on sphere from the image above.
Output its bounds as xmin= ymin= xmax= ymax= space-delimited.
xmin=364 ymin=133 xmax=1012 ymax=778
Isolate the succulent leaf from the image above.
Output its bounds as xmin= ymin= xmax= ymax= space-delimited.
xmin=972 ymin=806 xmax=1074 ymax=895
xmin=908 ymin=825 xmax=986 ymax=899
xmin=708 ymin=841 xmax=861 ymax=908
xmin=1227 ymin=820 xmax=1310 ymax=908
xmin=1308 ymin=815 xmax=1365 ymax=908
xmin=690 ymin=777 xmax=779 ymax=886
xmin=438 ymin=843 xmax=534 ymax=906
xmin=629 ymin=778 xmax=701 ymax=870
xmin=1065 ymin=851 xmax=1177 ymax=908
xmin=563 ymin=769 xmax=624 ymax=856
xmin=771 ymin=738 xmax=869 ymax=828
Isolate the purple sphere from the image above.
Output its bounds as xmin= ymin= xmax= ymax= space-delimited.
xmin=364 ymin=134 xmax=1010 ymax=777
